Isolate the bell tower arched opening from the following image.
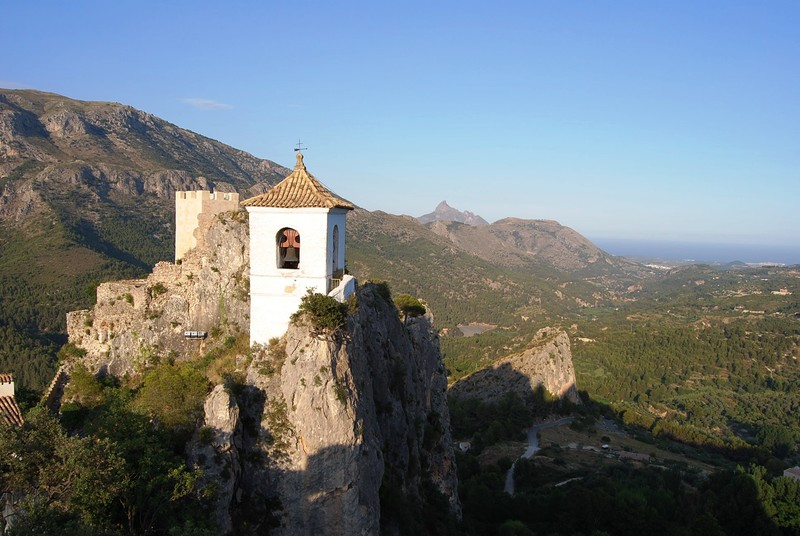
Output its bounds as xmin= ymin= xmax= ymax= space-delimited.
xmin=277 ymin=227 xmax=300 ymax=269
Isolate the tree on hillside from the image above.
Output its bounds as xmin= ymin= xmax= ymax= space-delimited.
xmin=0 ymin=407 xmax=126 ymax=533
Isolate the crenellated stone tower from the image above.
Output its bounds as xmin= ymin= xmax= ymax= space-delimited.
xmin=241 ymin=153 xmax=356 ymax=345
xmin=175 ymin=190 xmax=240 ymax=262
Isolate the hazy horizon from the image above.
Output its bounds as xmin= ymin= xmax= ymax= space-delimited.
xmin=411 ymin=199 xmax=799 ymax=263
xmin=591 ymin=237 xmax=800 ymax=266
xmin=4 ymin=1 xmax=798 ymax=250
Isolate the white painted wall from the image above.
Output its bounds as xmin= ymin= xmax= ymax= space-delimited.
xmin=247 ymin=206 xmax=349 ymax=345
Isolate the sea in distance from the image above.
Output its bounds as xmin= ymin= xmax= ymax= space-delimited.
xmin=592 ymin=238 xmax=800 ymax=266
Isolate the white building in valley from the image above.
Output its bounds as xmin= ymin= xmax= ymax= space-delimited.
xmin=241 ymin=153 xmax=356 ymax=345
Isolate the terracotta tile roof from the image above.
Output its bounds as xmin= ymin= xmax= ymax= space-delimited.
xmin=0 ymin=396 xmax=23 ymax=426
xmin=0 ymin=373 xmax=13 ymax=383
xmin=241 ymin=153 xmax=354 ymax=210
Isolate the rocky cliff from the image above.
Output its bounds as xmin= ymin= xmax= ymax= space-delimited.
xmin=66 ymin=209 xmax=250 ymax=376
xmin=66 ymin=210 xmax=460 ymax=534
xmin=449 ymin=327 xmax=580 ymax=405
xmin=223 ymin=284 xmax=460 ymax=534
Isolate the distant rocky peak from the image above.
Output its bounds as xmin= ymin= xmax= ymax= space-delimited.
xmin=418 ymin=200 xmax=489 ymax=226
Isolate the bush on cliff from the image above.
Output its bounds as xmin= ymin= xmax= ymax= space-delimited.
xmin=394 ymin=293 xmax=426 ymax=319
xmin=133 ymin=362 xmax=208 ymax=430
xmin=291 ymin=290 xmax=347 ymax=333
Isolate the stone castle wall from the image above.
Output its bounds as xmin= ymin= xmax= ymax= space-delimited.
xmin=175 ymin=190 xmax=240 ymax=262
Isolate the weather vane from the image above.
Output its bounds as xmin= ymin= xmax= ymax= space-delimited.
xmin=294 ymin=139 xmax=307 ymax=153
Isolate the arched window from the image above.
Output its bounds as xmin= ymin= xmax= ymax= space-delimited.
xmin=277 ymin=228 xmax=300 ymax=269
xmin=332 ymin=225 xmax=340 ymax=275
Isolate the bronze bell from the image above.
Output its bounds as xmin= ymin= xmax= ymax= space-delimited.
xmin=284 ymin=246 xmax=299 ymax=263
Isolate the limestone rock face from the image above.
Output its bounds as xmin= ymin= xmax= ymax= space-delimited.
xmin=66 ymin=211 xmax=250 ymax=375
xmin=449 ymin=327 xmax=580 ymax=405
xmin=65 ymin=209 xmax=460 ymax=534
xmin=235 ymin=283 xmax=460 ymax=535
xmin=187 ymin=385 xmax=241 ymax=535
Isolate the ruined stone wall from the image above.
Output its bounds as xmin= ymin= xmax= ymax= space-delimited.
xmin=67 ymin=210 xmax=249 ymax=376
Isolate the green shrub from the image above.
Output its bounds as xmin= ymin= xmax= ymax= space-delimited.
xmin=124 ymin=293 xmax=134 ymax=305
xmin=334 ymin=381 xmax=348 ymax=405
xmin=346 ymin=293 xmax=359 ymax=315
xmin=264 ymin=399 xmax=294 ymax=460
xmin=291 ymin=290 xmax=347 ymax=333
xmin=63 ymin=364 xmax=105 ymax=409
xmin=150 ymin=283 xmax=167 ymax=297
xmin=57 ymin=343 xmax=87 ymax=363
xmin=133 ymin=362 xmax=208 ymax=430
xmin=394 ymin=294 xmax=426 ymax=319
xmin=198 ymin=426 xmax=214 ymax=445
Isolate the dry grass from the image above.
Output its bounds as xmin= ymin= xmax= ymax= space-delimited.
xmin=540 ymin=424 xmax=717 ymax=474
xmin=472 ymin=419 xmax=718 ymax=477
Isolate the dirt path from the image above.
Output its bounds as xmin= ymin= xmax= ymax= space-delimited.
xmin=505 ymin=417 xmax=574 ymax=496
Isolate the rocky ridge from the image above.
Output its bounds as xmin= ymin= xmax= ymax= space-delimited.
xmin=66 ymin=210 xmax=460 ymax=534
xmin=66 ymin=209 xmax=250 ymax=375
xmin=417 ymin=200 xmax=489 ymax=226
xmin=449 ymin=327 xmax=580 ymax=405
xmin=0 ymin=89 xmax=290 ymax=198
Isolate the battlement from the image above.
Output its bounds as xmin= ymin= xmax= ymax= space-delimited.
xmin=176 ymin=191 xmax=239 ymax=202
xmin=175 ymin=190 xmax=240 ymax=262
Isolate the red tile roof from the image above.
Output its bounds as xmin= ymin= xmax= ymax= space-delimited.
xmin=0 ymin=396 xmax=23 ymax=426
xmin=241 ymin=153 xmax=354 ymax=210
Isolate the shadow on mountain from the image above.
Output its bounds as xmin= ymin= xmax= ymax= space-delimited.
xmin=447 ymin=366 xmax=783 ymax=535
xmin=449 ymin=364 xmax=576 ymax=455
xmin=276 ymin=443 xmax=376 ymax=535
xmin=449 ymin=361 xmax=579 ymax=410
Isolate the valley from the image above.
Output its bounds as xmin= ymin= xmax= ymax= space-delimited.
xmin=2 ymin=89 xmax=800 ymax=534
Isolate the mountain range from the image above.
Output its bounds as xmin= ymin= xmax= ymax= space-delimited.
xmin=0 ymin=88 xmax=646 ymax=390
xmin=417 ymin=200 xmax=489 ymax=226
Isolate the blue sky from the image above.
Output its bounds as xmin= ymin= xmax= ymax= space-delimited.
xmin=3 ymin=1 xmax=799 ymax=253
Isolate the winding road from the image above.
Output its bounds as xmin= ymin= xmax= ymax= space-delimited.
xmin=504 ymin=417 xmax=574 ymax=496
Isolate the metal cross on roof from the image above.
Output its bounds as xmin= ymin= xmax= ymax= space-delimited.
xmin=294 ymin=139 xmax=307 ymax=152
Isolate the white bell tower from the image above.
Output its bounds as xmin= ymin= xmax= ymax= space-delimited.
xmin=241 ymin=153 xmax=355 ymax=345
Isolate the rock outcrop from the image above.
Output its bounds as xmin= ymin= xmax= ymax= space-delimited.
xmin=188 ymin=385 xmax=242 ymax=535
xmin=449 ymin=327 xmax=580 ymax=405
xmin=418 ymin=200 xmax=489 ymax=226
xmin=66 ymin=210 xmax=250 ymax=376
xmin=66 ymin=208 xmax=460 ymax=534
xmin=233 ymin=284 xmax=460 ymax=534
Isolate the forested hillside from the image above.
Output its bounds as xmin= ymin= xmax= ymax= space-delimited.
xmin=0 ymin=89 xmax=289 ymax=390
xmin=2 ymin=90 xmax=643 ymax=393
xmin=2 ymin=89 xmax=800 ymax=534
xmin=573 ymin=266 xmax=800 ymax=458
